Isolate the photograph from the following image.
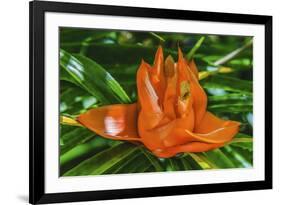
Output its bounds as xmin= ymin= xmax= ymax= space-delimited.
xmin=29 ymin=1 xmax=273 ymax=203
xmin=59 ymin=27 xmax=253 ymax=177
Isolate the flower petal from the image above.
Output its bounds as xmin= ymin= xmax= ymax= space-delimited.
xmin=137 ymin=60 xmax=165 ymax=129
xmin=149 ymin=46 xmax=166 ymax=106
xmin=162 ymin=109 xmax=195 ymax=147
xmin=190 ymin=111 xmax=240 ymax=143
xmin=176 ymin=49 xmax=194 ymax=118
xmin=178 ymin=48 xmax=207 ymax=127
xmin=163 ymin=55 xmax=177 ymax=119
xmin=163 ymin=111 xmax=239 ymax=147
xmin=138 ymin=115 xmax=174 ymax=150
xmin=153 ymin=142 xmax=224 ymax=158
xmin=188 ymin=59 xmax=199 ymax=79
xmin=77 ymin=103 xmax=141 ymax=141
xmin=137 ymin=60 xmax=162 ymax=114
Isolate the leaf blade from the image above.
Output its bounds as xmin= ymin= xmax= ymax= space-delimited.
xmin=60 ymin=49 xmax=131 ymax=105
xmin=63 ymin=143 xmax=140 ymax=176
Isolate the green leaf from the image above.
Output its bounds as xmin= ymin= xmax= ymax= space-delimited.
xmin=234 ymin=133 xmax=252 ymax=138
xmin=196 ymin=36 xmax=252 ymax=63
xmin=208 ymin=93 xmax=252 ymax=113
xmin=60 ymin=67 xmax=79 ymax=86
xmin=59 ymin=124 xmax=115 ymax=175
xmin=60 ymin=82 xmax=99 ymax=115
xmin=179 ymin=158 xmax=192 ymax=170
xmin=229 ymin=133 xmax=253 ymax=151
xmin=227 ymin=58 xmax=252 ymax=70
xmin=140 ymin=148 xmax=164 ymax=172
xmin=114 ymin=152 xmax=152 ymax=174
xmin=208 ymin=93 xmax=253 ymax=113
xmin=208 ymin=93 xmax=252 ymax=104
xmin=181 ymin=154 xmax=203 ymax=170
xmin=102 ymin=150 xmax=143 ymax=174
xmin=60 ymin=137 xmax=109 ymax=174
xmin=61 ymin=43 xmax=177 ymax=65
xmin=60 ymin=49 xmax=131 ymax=104
xmin=213 ymin=39 xmax=253 ymax=66
xmin=219 ymin=147 xmax=245 ymax=168
xmin=188 ymin=153 xmax=218 ymax=169
xmin=202 ymin=74 xmax=252 ymax=94
xmin=60 ymin=125 xmax=95 ymax=155
xmin=64 ymin=143 xmax=140 ymax=176
xmin=223 ymin=145 xmax=252 ymax=167
xmin=60 ymin=28 xmax=110 ymax=44
xmin=203 ymin=149 xmax=236 ymax=168
xmin=208 ymin=103 xmax=252 ymax=113
xmin=166 ymin=158 xmax=182 ymax=171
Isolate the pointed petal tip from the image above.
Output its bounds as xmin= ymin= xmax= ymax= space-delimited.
xmin=154 ymin=46 xmax=164 ymax=64
xmin=177 ymin=47 xmax=184 ymax=61
xmin=166 ymin=54 xmax=174 ymax=62
xmin=157 ymin=45 xmax=163 ymax=51
xmin=140 ymin=59 xmax=151 ymax=68
xmin=164 ymin=55 xmax=176 ymax=77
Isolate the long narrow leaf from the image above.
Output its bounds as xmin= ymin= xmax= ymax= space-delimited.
xmin=140 ymin=148 xmax=164 ymax=172
xmin=203 ymin=149 xmax=236 ymax=168
xmin=201 ymin=75 xmax=252 ymax=94
xmin=60 ymin=49 xmax=131 ymax=104
xmin=64 ymin=143 xmax=140 ymax=176
xmin=213 ymin=39 xmax=253 ymax=66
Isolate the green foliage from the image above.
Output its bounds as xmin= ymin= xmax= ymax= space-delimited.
xmin=59 ymin=28 xmax=253 ymax=176
xmin=60 ymin=49 xmax=131 ymax=105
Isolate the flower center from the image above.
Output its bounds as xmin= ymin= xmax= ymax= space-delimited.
xmin=180 ymin=81 xmax=190 ymax=100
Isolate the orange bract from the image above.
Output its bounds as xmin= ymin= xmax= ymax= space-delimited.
xmin=77 ymin=46 xmax=240 ymax=158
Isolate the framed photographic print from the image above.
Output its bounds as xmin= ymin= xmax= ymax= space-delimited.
xmin=29 ymin=0 xmax=272 ymax=204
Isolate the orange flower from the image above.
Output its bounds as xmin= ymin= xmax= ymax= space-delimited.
xmin=77 ymin=46 xmax=240 ymax=158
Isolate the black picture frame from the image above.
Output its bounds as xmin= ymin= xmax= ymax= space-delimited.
xmin=29 ymin=0 xmax=272 ymax=204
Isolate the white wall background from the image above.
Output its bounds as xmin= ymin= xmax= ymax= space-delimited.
xmin=0 ymin=0 xmax=279 ymax=204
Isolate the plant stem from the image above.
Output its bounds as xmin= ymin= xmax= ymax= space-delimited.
xmin=149 ymin=32 xmax=165 ymax=42
xmin=187 ymin=36 xmax=205 ymax=60
xmin=213 ymin=39 xmax=253 ymax=66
